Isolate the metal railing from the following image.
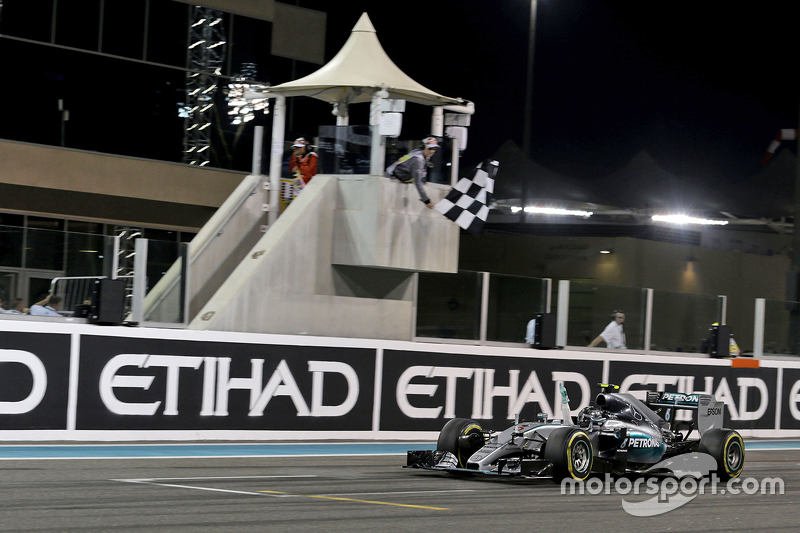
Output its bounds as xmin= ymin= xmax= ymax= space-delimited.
xmin=49 ymin=275 xmax=134 ymax=316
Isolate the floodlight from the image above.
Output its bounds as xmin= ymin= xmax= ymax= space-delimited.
xmin=651 ymin=214 xmax=728 ymax=226
xmin=517 ymin=206 xmax=593 ymax=217
xmin=226 ymin=63 xmax=270 ymax=125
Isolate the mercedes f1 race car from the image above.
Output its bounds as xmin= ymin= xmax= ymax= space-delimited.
xmin=407 ymin=384 xmax=744 ymax=482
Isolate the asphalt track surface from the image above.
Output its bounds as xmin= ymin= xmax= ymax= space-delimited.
xmin=0 ymin=442 xmax=798 ymax=532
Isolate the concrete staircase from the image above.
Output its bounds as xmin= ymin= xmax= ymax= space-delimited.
xmin=187 ymin=174 xmax=459 ymax=340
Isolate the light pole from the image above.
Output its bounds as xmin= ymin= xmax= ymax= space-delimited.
xmin=520 ymin=0 xmax=538 ymax=214
xmin=522 ymin=0 xmax=538 ymax=157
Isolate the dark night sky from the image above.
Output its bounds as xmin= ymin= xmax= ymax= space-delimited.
xmin=298 ymin=1 xmax=799 ymax=186
xmin=2 ymin=0 xmax=797 ymax=192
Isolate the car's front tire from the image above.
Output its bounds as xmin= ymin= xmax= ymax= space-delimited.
xmin=437 ymin=418 xmax=484 ymax=468
xmin=699 ymin=428 xmax=744 ymax=479
xmin=544 ymin=427 xmax=594 ymax=482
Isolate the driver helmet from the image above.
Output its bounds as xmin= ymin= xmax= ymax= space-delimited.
xmin=578 ymin=406 xmax=604 ymax=426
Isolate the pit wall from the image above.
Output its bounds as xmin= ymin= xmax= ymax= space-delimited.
xmin=2 ymin=320 xmax=798 ymax=441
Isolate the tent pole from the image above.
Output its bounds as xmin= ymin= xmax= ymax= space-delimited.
xmin=369 ymin=88 xmax=388 ymax=176
xmin=333 ymin=103 xmax=349 ymax=126
xmin=268 ymin=94 xmax=286 ymax=225
xmin=431 ymin=106 xmax=444 ymax=137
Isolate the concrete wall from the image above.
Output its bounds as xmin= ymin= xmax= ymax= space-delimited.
xmin=189 ymin=175 xmax=458 ymax=340
xmin=332 ymin=176 xmax=459 ymax=272
xmin=0 ymin=140 xmax=246 ymax=228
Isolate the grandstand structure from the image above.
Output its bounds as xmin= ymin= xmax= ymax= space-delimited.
xmin=0 ymin=1 xmax=793 ymax=351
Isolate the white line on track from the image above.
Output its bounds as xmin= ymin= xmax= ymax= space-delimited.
xmin=113 ymin=475 xmax=317 ymax=482
xmin=114 ymin=479 xmax=280 ymax=497
xmin=0 ymin=453 xmax=408 ymax=461
xmin=745 ymin=447 xmax=800 ymax=451
xmin=315 ymin=490 xmax=476 ymax=497
xmin=112 ymin=478 xmax=477 ymax=500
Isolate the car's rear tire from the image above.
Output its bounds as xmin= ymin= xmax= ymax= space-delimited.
xmin=544 ymin=427 xmax=593 ymax=482
xmin=437 ymin=418 xmax=484 ymax=468
xmin=699 ymin=428 xmax=744 ymax=479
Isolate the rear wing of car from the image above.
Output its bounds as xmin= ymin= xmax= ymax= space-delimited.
xmin=645 ymin=391 xmax=724 ymax=435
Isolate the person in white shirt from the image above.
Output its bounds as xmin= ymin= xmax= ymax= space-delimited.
xmin=588 ymin=310 xmax=627 ymax=349
xmin=29 ymin=295 xmax=64 ymax=317
xmin=6 ymin=298 xmax=27 ymax=314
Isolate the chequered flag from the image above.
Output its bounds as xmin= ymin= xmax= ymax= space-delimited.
xmin=434 ymin=159 xmax=498 ymax=235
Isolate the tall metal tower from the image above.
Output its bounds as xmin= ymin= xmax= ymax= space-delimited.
xmin=181 ymin=6 xmax=226 ymax=166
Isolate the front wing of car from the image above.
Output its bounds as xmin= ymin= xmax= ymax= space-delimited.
xmin=406 ymin=449 xmax=554 ymax=478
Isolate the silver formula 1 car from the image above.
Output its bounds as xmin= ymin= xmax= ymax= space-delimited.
xmin=407 ymin=384 xmax=744 ymax=482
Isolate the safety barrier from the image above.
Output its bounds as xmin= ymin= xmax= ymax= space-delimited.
xmin=0 ymin=320 xmax=798 ymax=441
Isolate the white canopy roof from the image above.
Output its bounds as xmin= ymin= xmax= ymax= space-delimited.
xmin=265 ymin=13 xmax=464 ymax=107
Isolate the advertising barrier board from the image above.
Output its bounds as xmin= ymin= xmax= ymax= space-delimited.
xmin=0 ymin=331 xmax=71 ymax=430
xmin=1 ymin=321 xmax=799 ymax=440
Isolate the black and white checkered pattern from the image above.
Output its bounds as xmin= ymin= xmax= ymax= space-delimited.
xmin=434 ymin=159 xmax=498 ymax=235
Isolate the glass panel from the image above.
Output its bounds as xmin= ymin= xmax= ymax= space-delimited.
xmin=67 ymin=220 xmax=104 ymax=234
xmin=28 ymin=276 xmax=57 ymax=308
xmin=65 ymin=232 xmax=108 ymax=277
xmin=0 ymin=0 xmax=53 ymax=41
xmin=317 ymin=125 xmax=372 ymax=175
xmin=486 ymin=274 xmax=547 ymax=342
xmin=0 ymin=214 xmax=24 ymax=227
xmin=762 ymin=299 xmax=800 ymax=356
xmin=101 ymin=0 xmax=146 ymax=59
xmin=0 ymin=272 xmax=17 ymax=309
xmin=25 ymin=227 xmax=65 ymax=271
xmin=145 ymin=238 xmax=179 ymax=292
xmin=146 ymin=0 xmax=188 ymax=67
xmin=229 ymin=15 xmax=273 ymax=80
xmin=27 ymin=216 xmax=65 ymax=232
xmin=144 ymin=228 xmax=179 ymax=242
xmin=111 ymin=227 xmax=143 ymax=277
xmin=143 ymin=241 xmax=187 ymax=324
xmin=0 ymin=226 xmax=24 ymax=267
xmin=650 ymin=290 xmax=720 ymax=353
xmin=566 ymin=281 xmax=646 ymax=349
xmin=55 ymin=0 xmax=100 ymax=51
xmin=0 ymin=40 xmax=62 ymax=146
xmin=416 ymin=271 xmax=481 ymax=340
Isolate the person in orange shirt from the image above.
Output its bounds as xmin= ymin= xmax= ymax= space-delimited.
xmin=288 ymin=137 xmax=318 ymax=185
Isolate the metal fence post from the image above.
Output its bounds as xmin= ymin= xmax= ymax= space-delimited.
xmin=111 ymin=234 xmax=121 ymax=279
xmin=644 ymin=288 xmax=653 ymax=353
xmin=410 ymin=272 xmax=419 ymax=340
xmin=131 ymin=238 xmax=148 ymax=324
xmin=556 ymin=280 xmax=570 ymax=347
xmin=754 ymin=298 xmax=765 ymax=357
xmin=544 ymin=278 xmax=552 ymax=314
xmin=480 ymin=272 xmax=490 ymax=343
